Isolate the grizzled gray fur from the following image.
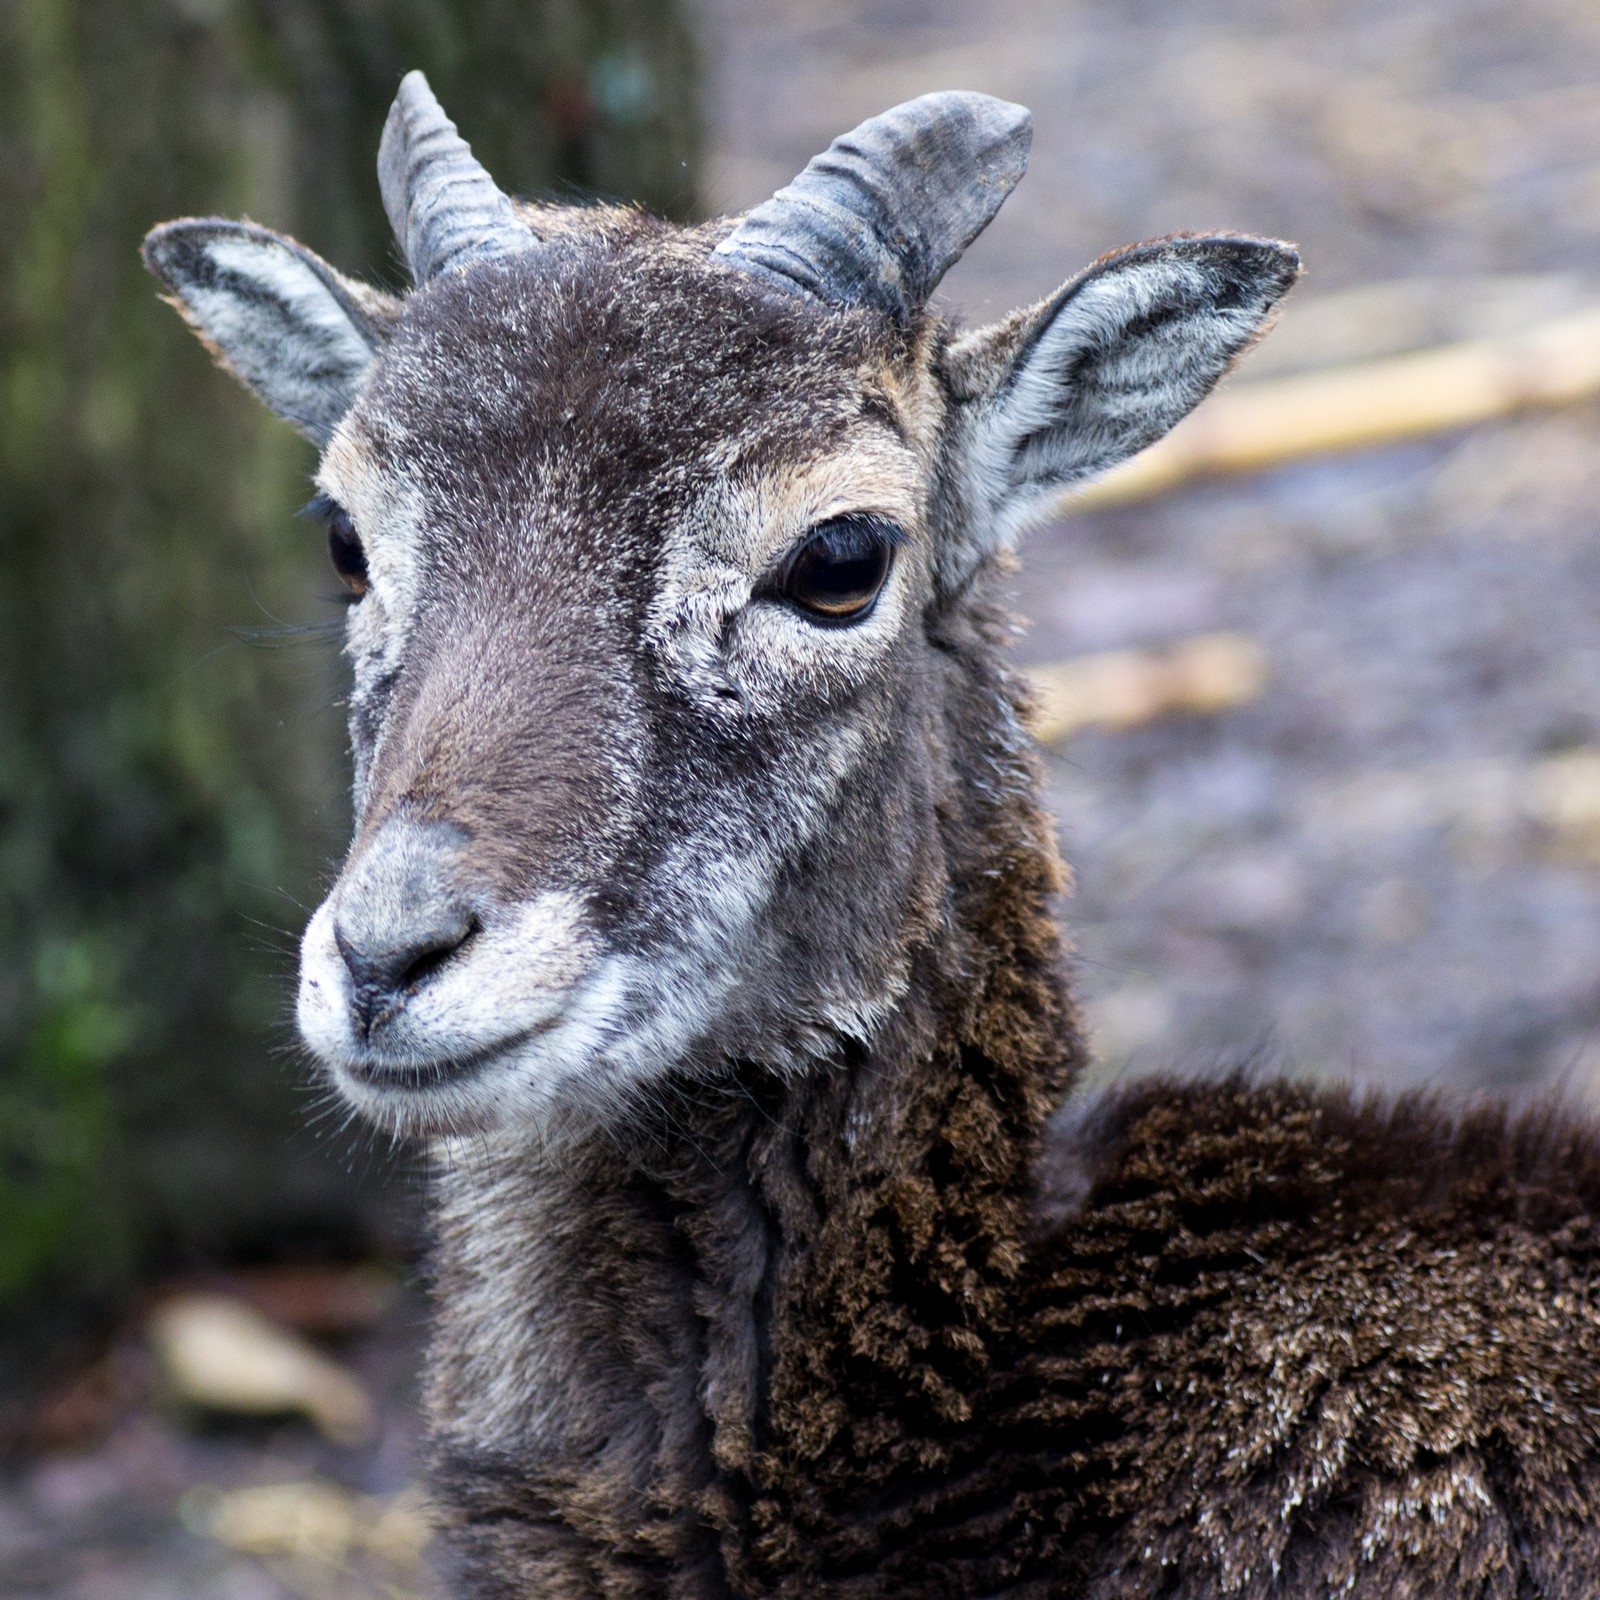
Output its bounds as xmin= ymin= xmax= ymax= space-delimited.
xmin=146 ymin=70 xmax=1600 ymax=1598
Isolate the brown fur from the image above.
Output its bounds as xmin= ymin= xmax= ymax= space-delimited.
xmin=146 ymin=166 xmax=1600 ymax=1600
xmin=418 ymin=570 xmax=1600 ymax=1598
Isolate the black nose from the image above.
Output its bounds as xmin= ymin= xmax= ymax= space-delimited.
xmin=331 ymin=819 xmax=478 ymax=1038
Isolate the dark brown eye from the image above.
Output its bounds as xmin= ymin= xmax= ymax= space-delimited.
xmin=775 ymin=515 xmax=900 ymax=624
xmin=326 ymin=505 xmax=368 ymax=597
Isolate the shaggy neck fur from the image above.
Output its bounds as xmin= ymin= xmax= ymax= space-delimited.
xmin=423 ymin=599 xmax=1085 ymax=1598
xmin=145 ymin=76 xmax=1600 ymax=1600
xmin=421 ymin=596 xmax=1600 ymax=1600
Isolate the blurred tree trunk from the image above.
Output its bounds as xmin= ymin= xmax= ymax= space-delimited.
xmin=0 ymin=0 xmax=698 ymax=1398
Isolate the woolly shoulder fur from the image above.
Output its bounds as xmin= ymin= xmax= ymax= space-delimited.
xmin=422 ymin=605 xmax=1600 ymax=1600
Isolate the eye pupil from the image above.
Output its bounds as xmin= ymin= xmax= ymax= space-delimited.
xmin=327 ymin=508 xmax=368 ymax=596
xmin=779 ymin=516 xmax=898 ymax=623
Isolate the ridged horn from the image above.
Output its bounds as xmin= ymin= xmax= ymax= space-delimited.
xmin=712 ymin=93 xmax=1032 ymax=326
xmin=378 ymin=70 xmax=536 ymax=283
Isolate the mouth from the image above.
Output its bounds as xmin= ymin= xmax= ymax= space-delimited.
xmin=337 ymin=1022 xmax=552 ymax=1094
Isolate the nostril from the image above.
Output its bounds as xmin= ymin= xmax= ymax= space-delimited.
xmin=330 ymin=816 xmax=481 ymax=1037
xmin=395 ymin=916 xmax=480 ymax=995
xmin=334 ymin=911 xmax=479 ymax=1036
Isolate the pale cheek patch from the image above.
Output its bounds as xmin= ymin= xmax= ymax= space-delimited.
xmin=502 ymin=838 xmax=786 ymax=1118
xmin=413 ymin=892 xmax=597 ymax=1051
xmin=576 ymin=727 xmax=875 ymax=1059
xmin=645 ymin=438 xmax=928 ymax=716
xmin=494 ymin=752 xmax=881 ymax=1128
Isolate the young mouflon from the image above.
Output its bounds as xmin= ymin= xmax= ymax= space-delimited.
xmin=146 ymin=71 xmax=1600 ymax=1599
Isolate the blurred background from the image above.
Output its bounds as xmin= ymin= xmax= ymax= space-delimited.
xmin=6 ymin=0 xmax=1600 ymax=1593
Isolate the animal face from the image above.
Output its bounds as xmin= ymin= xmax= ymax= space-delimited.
xmin=299 ymin=237 xmax=945 ymax=1139
xmin=146 ymin=75 xmax=1297 ymax=1141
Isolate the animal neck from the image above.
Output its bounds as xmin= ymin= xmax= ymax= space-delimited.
xmin=423 ymin=643 xmax=1085 ymax=1593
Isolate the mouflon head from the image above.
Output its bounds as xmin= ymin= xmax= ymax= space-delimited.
xmin=145 ymin=71 xmax=1298 ymax=1142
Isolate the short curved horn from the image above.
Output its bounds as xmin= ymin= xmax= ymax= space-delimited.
xmin=712 ymin=93 xmax=1032 ymax=327
xmin=378 ymin=70 xmax=536 ymax=283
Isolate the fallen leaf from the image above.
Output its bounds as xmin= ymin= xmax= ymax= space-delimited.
xmin=184 ymin=1478 xmax=433 ymax=1569
xmin=148 ymin=1292 xmax=375 ymax=1444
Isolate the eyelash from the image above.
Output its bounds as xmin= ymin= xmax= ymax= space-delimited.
xmin=301 ymin=493 xmax=369 ymax=601
xmin=761 ymin=514 xmax=905 ymax=626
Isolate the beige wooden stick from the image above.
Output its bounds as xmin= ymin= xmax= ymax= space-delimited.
xmin=1027 ymin=632 xmax=1268 ymax=745
xmin=1067 ymin=305 xmax=1600 ymax=510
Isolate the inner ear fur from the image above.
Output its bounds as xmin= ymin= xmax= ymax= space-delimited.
xmin=143 ymin=219 xmax=400 ymax=445
xmin=941 ymin=232 xmax=1300 ymax=549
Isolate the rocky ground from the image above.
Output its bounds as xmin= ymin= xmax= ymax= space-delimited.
xmin=1 ymin=1274 xmax=438 ymax=1599
xmin=10 ymin=0 xmax=1600 ymax=1592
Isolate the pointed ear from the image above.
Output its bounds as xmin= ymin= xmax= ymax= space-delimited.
xmin=142 ymin=220 xmax=399 ymax=445
xmin=939 ymin=234 xmax=1299 ymax=578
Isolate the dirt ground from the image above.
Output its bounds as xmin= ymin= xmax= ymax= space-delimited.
xmin=1 ymin=1281 xmax=435 ymax=1599
xmin=10 ymin=1 xmax=1600 ymax=1592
